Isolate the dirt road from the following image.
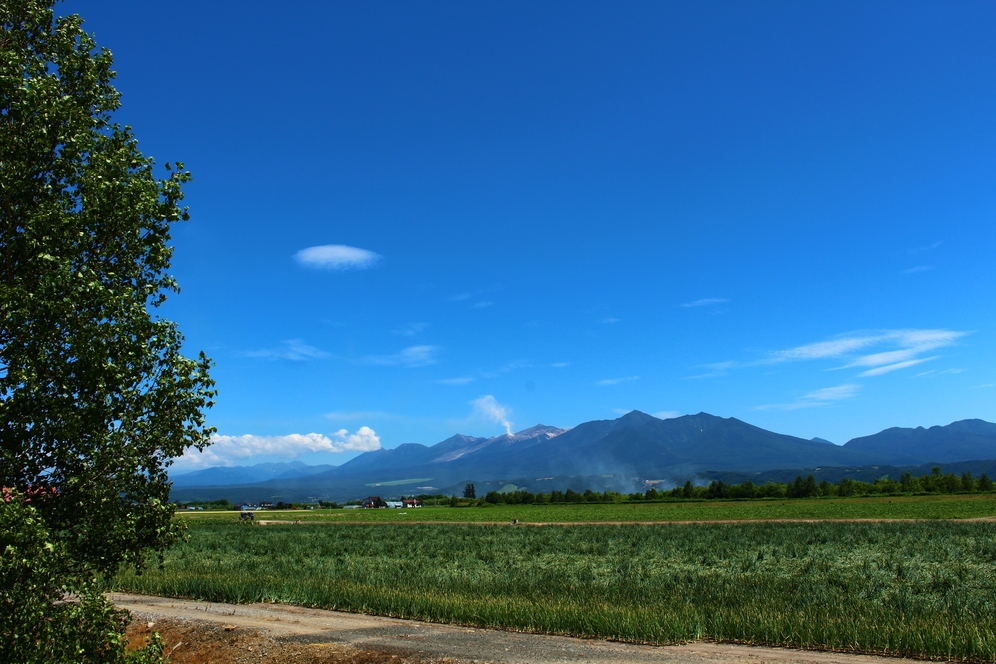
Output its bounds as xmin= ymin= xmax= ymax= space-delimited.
xmin=111 ymin=593 xmax=938 ymax=664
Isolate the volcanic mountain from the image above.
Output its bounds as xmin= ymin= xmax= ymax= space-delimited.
xmin=169 ymin=412 xmax=996 ymax=503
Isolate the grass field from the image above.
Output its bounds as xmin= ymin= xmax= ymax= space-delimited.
xmin=181 ymin=492 xmax=996 ymax=523
xmin=116 ymin=515 xmax=996 ymax=661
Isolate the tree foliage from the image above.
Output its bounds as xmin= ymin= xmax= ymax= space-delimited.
xmin=1 ymin=0 xmax=214 ymax=660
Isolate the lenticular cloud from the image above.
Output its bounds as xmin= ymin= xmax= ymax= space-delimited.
xmin=294 ymin=244 xmax=381 ymax=270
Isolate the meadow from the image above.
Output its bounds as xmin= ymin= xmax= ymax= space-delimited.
xmin=181 ymin=492 xmax=996 ymax=523
xmin=115 ymin=517 xmax=996 ymax=661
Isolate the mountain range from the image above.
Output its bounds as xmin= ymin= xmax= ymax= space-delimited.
xmin=169 ymin=412 xmax=996 ymax=504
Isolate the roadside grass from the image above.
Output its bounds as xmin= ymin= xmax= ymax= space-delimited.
xmin=180 ymin=492 xmax=996 ymax=524
xmin=115 ymin=520 xmax=996 ymax=661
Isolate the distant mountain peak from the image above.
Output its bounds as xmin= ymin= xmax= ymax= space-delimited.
xmin=509 ymin=424 xmax=566 ymax=441
xmin=431 ymin=424 xmax=566 ymax=463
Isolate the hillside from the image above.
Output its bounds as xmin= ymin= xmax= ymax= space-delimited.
xmin=170 ymin=412 xmax=996 ymax=503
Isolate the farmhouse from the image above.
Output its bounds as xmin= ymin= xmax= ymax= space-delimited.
xmin=362 ymin=496 xmax=385 ymax=508
xmin=402 ymin=498 xmax=422 ymax=508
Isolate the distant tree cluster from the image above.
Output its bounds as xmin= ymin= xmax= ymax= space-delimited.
xmin=475 ymin=467 xmax=994 ymax=506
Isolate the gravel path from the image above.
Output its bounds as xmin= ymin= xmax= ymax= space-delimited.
xmin=111 ymin=593 xmax=939 ymax=664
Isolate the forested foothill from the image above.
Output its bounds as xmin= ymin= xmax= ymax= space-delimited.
xmin=478 ymin=466 xmax=995 ymax=506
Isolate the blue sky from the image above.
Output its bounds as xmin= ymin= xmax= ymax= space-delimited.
xmin=71 ymin=1 xmax=996 ymax=471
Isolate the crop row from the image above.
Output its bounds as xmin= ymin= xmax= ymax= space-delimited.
xmin=114 ymin=520 xmax=996 ymax=661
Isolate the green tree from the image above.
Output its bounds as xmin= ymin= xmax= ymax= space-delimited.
xmin=463 ymin=482 xmax=476 ymax=499
xmin=1 ymin=1 xmax=214 ymax=661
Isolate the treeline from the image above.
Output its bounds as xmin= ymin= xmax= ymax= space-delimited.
xmin=477 ymin=467 xmax=994 ymax=505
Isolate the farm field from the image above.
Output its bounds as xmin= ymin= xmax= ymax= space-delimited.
xmin=181 ymin=492 xmax=996 ymax=523
xmin=114 ymin=519 xmax=996 ymax=661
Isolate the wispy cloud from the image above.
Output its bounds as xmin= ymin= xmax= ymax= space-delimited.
xmin=917 ymin=368 xmax=965 ymax=378
xmin=764 ymin=329 xmax=966 ymax=375
xmin=244 ymin=339 xmax=328 ymax=361
xmin=471 ymin=395 xmax=513 ymax=435
xmin=904 ymin=265 xmax=933 ymax=274
xmin=755 ymin=384 xmax=860 ymax=411
xmin=295 ymin=244 xmax=381 ymax=270
xmin=393 ymin=322 xmax=428 ymax=336
xmin=437 ymin=377 xmax=475 ymax=385
xmin=803 ymin=384 xmax=861 ymax=401
xmin=682 ymin=298 xmax=729 ymax=308
xmin=597 ymin=376 xmax=640 ymax=386
xmin=363 ymin=345 xmax=439 ymax=368
xmin=472 ymin=301 xmax=493 ymax=309
xmin=174 ymin=428 xmax=382 ymax=470
xmin=550 ymin=362 xmax=570 ymax=368
xmin=859 ymin=358 xmax=935 ymax=377
xmin=602 ymin=318 xmax=621 ymax=324
xmin=910 ymin=240 xmax=942 ymax=254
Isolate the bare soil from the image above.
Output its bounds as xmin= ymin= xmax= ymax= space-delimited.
xmin=113 ymin=593 xmax=944 ymax=664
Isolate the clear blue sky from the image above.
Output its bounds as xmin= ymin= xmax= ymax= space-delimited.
xmin=70 ymin=1 xmax=996 ymax=471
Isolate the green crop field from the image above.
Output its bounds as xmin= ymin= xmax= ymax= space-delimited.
xmin=181 ymin=492 xmax=996 ymax=523
xmin=115 ymin=518 xmax=996 ymax=661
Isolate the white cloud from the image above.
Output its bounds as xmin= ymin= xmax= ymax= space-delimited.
xmin=295 ymin=244 xmax=381 ymax=270
xmin=904 ymin=265 xmax=933 ymax=274
xmin=438 ymin=377 xmax=475 ymax=385
xmin=801 ymin=384 xmax=860 ymax=401
xmin=363 ymin=345 xmax=439 ymax=368
xmin=682 ymin=298 xmax=729 ymax=308
xmin=174 ymin=428 xmax=382 ymax=471
xmin=244 ymin=339 xmax=328 ymax=361
xmin=550 ymin=362 xmax=570 ymax=368
xmin=602 ymin=318 xmax=621 ymax=324
xmin=765 ymin=329 xmax=965 ymax=376
xmin=471 ymin=395 xmax=513 ymax=435
xmin=859 ymin=358 xmax=935 ymax=377
xmin=597 ymin=376 xmax=640 ymax=386
xmin=472 ymin=301 xmax=493 ymax=309
xmin=768 ymin=337 xmax=880 ymax=362
xmin=755 ymin=384 xmax=859 ymax=411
